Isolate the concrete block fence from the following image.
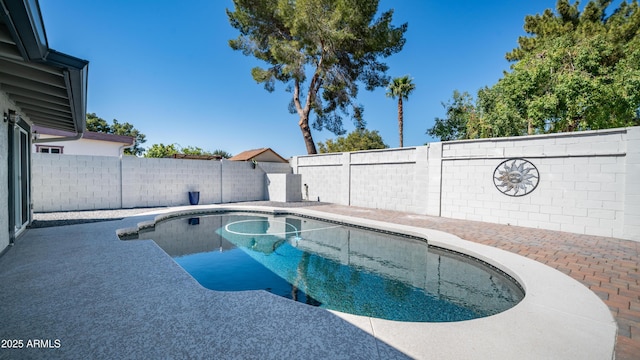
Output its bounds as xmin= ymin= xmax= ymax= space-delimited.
xmin=292 ymin=127 xmax=640 ymax=241
xmin=32 ymin=155 xmax=292 ymax=212
xmin=32 ymin=154 xmax=122 ymax=211
xmin=32 ymin=126 xmax=640 ymax=241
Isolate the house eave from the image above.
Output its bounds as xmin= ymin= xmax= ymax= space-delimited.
xmin=0 ymin=0 xmax=88 ymax=134
xmin=32 ymin=125 xmax=134 ymax=145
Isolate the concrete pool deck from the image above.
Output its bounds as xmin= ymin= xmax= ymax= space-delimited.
xmin=0 ymin=202 xmax=636 ymax=359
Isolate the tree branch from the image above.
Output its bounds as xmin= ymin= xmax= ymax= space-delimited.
xmin=302 ymin=55 xmax=324 ymax=120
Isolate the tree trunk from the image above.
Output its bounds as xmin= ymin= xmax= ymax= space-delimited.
xmin=527 ymin=118 xmax=533 ymax=135
xmin=398 ymin=97 xmax=404 ymax=148
xmin=299 ymin=115 xmax=317 ymax=154
xmin=292 ymin=74 xmax=320 ymax=155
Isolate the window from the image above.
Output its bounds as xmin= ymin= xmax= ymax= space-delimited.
xmin=36 ymin=145 xmax=63 ymax=154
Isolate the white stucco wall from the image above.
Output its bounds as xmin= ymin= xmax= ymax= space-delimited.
xmin=33 ymin=136 xmax=126 ymax=157
xmin=0 ymin=92 xmax=11 ymax=253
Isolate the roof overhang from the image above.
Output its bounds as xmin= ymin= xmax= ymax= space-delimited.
xmin=0 ymin=0 xmax=88 ymax=134
xmin=32 ymin=125 xmax=135 ymax=145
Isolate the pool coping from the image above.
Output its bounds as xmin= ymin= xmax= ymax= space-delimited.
xmin=122 ymin=204 xmax=617 ymax=359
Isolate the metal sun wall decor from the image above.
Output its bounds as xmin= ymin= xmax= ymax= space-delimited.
xmin=493 ymin=158 xmax=540 ymax=197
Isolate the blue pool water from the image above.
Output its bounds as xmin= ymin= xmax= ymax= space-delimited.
xmin=136 ymin=213 xmax=524 ymax=322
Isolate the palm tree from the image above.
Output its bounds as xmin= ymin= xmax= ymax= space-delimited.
xmin=386 ymin=76 xmax=416 ymax=147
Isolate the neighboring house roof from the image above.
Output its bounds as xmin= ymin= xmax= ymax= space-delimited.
xmin=0 ymin=0 xmax=89 ymax=134
xmin=229 ymin=148 xmax=288 ymax=163
xmin=32 ymin=125 xmax=135 ymax=145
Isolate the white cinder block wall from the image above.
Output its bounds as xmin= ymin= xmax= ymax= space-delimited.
xmin=32 ymin=154 xmax=121 ymax=211
xmin=221 ymin=160 xmax=265 ymax=203
xmin=292 ymin=127 xmax=640 ymax=241
xmin=30 ymin=127 xmax=640 ymax=241
xmin=350 ymin=148 xmax=425 ymax=212
xmin=121 ymin=157 xmax=223 ymax=208
xmin=266 ymin=174 xmax=302 ymax=202
xmin=624 ymin=128 xmax=640 ymax=239
xmin=257 ymin=162 xmax=292 ymax=174
xmin=439 ymin=129 xmax=628 ymax=238
xmin=294 ymin=153 xmax=344 ymax=203
xmin=32 ymin=157 xmax=270 ymax=211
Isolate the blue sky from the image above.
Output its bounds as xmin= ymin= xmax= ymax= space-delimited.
xmin=39 ymin=0 xmax=569 ymax=158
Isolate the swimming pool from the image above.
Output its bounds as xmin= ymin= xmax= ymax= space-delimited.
xmin=116 ymin=205 xmax=617 ymax=358
xmin=129 ymin=211 xmax=524 ymax=322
